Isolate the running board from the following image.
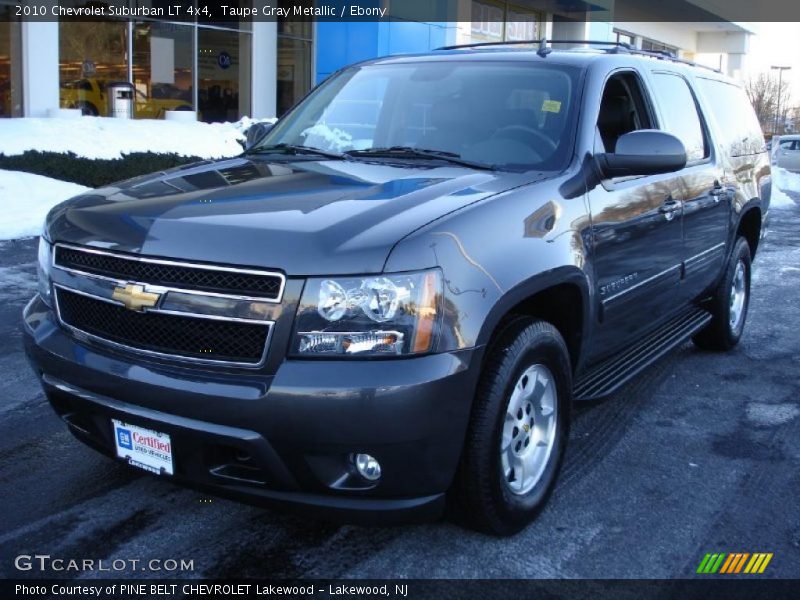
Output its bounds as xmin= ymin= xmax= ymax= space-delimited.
xmin=574 ymin=307 xmax=712 ymax=401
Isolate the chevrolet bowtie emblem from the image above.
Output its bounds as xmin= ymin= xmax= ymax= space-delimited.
xmin=112 ymin=283 xmax=160 ymax=311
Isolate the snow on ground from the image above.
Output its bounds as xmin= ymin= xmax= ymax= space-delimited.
xmin=0 ymin=116 xmax=275 ymax=160
xmin=771 ymin=167 xmax=800 ymax=209
xmin=0 ymin=170 xmax=89 ymax=240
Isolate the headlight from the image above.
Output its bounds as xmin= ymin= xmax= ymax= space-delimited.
xmin=37 ymin=237 xmax=53 ymax=306
xmin=291 ymin=269 xmax=442 ymax=357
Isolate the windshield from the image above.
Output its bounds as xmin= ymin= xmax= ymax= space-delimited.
xmin=257 ymin=60 xmax=582 ymax=171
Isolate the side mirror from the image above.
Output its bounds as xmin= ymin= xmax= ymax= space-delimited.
xmin=596 ymin=130 xmax=687 ymax=178
xmin=244 ymin=121 xmax=274 ymax=151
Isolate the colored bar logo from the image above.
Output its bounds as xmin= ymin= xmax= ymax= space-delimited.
xmin=696 ymin=552 xmax=773 ymax=574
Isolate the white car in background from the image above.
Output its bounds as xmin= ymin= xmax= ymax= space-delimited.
xmin=773 ymin=135 xmax=800 ymax=172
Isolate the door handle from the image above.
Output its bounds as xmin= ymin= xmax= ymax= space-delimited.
xmin=659 ymin=199 xmax=681 ymax=212
xmin=710 ymin=182 xmax=726 ymax=203
xmin=658 ymin=198 xmax=681 ymax=221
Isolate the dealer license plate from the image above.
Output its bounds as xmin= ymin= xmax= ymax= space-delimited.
xmin=112 ymin=419 xmax=174 ymax=476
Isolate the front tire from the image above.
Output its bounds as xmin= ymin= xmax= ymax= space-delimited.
xmin=451 ymin=318 xmax=571 ymax=536
xmin=693 ymin=237 xmax=752 ymax=351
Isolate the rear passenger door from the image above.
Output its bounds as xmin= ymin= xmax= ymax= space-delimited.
xmin=648 ymin=71 xmax=728 ymax=303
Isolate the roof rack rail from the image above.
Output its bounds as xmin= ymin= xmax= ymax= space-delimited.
xmin=437 ymin=38 xmax=632 ymax=52
xmin=436 ymin=38 xmax=721 ymax=74
xmin=628 ymin=47 xmax=722 ymax=73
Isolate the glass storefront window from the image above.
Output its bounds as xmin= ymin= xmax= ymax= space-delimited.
xmin=47 ymin=11 xmax=309 ymax=121
xmin=277 ymin=36 xmax=312 ymax=117
xmin=133 ymin=22 xmax=194 ymax=118
xmin=641 ymin=38 xmax=679 ymax=55
xmin=278 ymin=17 xmax=312 ymax=40
xmin=505 ymin=12 xmax=540 ymax=42
xmin=0 ymin=5 xmax=23 ymax=118
xmin=59 ymin=21 xmax=128 ymax=116
xmin=471 ymin=1 xmax=504 ymax=43
xmin=470 ymin=1 xmax=542 ymax=44
xmin=470 ymin=0 xmax=543 ymax=43
xmin=277 ymin=6 xmax=313 ymax=117
xmin=197 ymin=28 xmax=251 ymax=122
xmin=614 ymin=29 xmax=635 ymax=47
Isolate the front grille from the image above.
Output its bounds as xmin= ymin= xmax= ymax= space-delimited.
xmin=55 ymin=245 xmax=283 ymax=300
xmin=56 ymin=288 xmax=270 ymax=364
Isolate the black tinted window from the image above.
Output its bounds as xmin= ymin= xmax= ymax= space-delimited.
xmin=651 ymin=73 xmax=707 ymax=162
xmin=596 ymin=71 xmax=655 ymax=153
xmin=695 ymin=77 xmax=766 ymax=157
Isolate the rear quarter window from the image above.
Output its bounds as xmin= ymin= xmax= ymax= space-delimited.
xmin=695 ymin=77 xmax=766 ymax=157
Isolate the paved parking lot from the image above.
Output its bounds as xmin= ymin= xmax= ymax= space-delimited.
xmin=1 ymin=194 xmax=798 ymax=580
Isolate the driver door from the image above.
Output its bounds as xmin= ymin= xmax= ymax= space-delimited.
xmin=586 ymin=70 xmax=686 ymax=362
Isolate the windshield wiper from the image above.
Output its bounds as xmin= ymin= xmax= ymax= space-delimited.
xmin=346 ymin=146 xmax=494 ymax=170
xmin=247 ymin=143 xmax=345 ymax=159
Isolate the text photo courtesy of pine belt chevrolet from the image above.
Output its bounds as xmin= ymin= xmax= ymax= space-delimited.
xmin=23 ymin=40 xmax=770 ymax=536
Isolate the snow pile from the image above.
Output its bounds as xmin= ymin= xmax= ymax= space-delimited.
xmin=0 ymin=116 xmax=281 ymax=240
xmin=771 ymin=167 xmax=800 ymax=209
xmin=0 ymin=116 xmax=274 ymax=160
xmin=230 ymin=116 xmax=278 ymax=136
xmin=0 ymin=170 xmax=89 ymax=240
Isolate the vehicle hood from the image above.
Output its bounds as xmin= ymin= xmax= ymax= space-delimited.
xmin=45 ymin=156 xmax=541 ymax=275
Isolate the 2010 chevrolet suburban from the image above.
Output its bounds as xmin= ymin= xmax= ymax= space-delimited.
xmin=23 ymin=40 xmax=771 ymax=535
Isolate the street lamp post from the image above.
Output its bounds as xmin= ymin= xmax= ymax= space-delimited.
xmin=771 ymin=65 xmax=791 ymax=135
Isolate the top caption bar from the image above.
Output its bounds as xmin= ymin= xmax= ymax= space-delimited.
xmin=3 ymin=0 xmax=800 ymax=23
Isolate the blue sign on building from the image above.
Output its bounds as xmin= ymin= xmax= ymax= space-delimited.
xmin=218 ymin=51 xmax=232 ymax=70
xmin=315 ymin=1 xmax=454 ymax=84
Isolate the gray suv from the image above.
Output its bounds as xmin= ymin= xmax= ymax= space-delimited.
xmin=23 ymin=41 xmax=770 ymax=535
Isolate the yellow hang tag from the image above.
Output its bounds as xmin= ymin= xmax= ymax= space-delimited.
xmin=541 ymin=99 xmax=562 ymax=113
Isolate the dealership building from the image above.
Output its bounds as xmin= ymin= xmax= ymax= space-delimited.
xmin=0 ymin=0 xmax=755 ymax=121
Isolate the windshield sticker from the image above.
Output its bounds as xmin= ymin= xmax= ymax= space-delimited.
xmin=542 ymin=99 xmax=562 ymax=113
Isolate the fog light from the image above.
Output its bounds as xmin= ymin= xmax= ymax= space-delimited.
xmin=298 ymin=331 xmax=404 ymax=355
xmin=353 ymin=453 xmax=381 ymax=481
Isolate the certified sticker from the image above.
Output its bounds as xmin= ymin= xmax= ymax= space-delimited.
xmin=112 ymin=419 xmax=174 ymax=475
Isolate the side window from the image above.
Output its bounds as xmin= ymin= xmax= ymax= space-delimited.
xmin=780 ymin=140 xmax=797 ymax=151
xmin=596 ymin=71 xmax=654 ymax=153
xmin=695 ymin=77 xmax=766 ymax=157
xmin=650 ymin=72 xmax=708 ymax=162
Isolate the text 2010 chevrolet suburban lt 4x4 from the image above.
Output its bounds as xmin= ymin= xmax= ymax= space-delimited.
xmin=23 ymin=41 xmax=770 ymax=535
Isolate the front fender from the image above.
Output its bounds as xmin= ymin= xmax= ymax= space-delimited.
xmin=384 ymin=177 xmax=594 ymax=362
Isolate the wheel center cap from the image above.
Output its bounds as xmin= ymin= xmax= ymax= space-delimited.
xmin=522 ymin=423 xmax=531 ymax=433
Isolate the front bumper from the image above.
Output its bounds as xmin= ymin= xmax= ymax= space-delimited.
xmin=22 ymin=295 xmax=480 ymax=524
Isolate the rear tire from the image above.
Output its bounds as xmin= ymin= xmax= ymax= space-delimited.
xmin=693 ymin=237 xmax=751 ymax=351
xmin=450 ymin=318 xmax=571 ymax=536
